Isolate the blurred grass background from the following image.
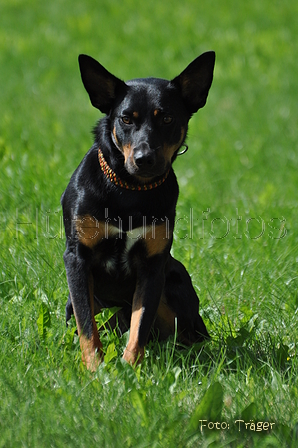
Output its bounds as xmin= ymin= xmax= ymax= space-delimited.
xmin=1 ymin=0 xmax=298 ymax=446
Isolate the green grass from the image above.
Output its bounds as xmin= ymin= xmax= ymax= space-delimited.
xmin=1 ymin=0 xmax=298 ymax=446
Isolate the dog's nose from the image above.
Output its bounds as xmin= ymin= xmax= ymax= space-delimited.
xmin=134 ymin=146 xmax=155 ymax=169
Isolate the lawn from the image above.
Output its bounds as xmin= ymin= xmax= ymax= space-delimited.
xmin=1 ymin=0 xmax=298 ymax=446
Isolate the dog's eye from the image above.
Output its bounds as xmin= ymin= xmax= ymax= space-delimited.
xmin=163 ymin=116 xmax=173 ymax=124
xmin=122 ymin=116 xmax=133 ymax=125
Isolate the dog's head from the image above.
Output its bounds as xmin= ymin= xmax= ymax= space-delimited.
xmin=79 ymin=52 xmax=215 ymax=180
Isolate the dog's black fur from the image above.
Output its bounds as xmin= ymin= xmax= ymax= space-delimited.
xmin=61 ymin=52 xmax=215 ymax=369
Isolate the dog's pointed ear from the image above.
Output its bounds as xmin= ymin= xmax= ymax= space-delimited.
xmin=172 ymin=51 xmax=215 ymax=114
xmin=78 ymin=54 xmax=127 ymax=114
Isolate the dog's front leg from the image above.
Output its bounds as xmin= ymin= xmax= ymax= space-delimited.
xmin=63 ymin=248 xmax=103 ymax=371
xmin=123 ymin=257 xmax=165 ymax=365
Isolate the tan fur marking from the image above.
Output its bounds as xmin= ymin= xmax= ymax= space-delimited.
xmin=155 ymin=296 xmax=177 ymax=339
xmin=123 ymin=143 xmax=134 ymax=165
xmin=144 ymin=223 xmax=172 ymax=257
xmin=133 ymin=111 xmax=139 ymax=118
xmin=154 ymin=109 xmax=160 ymax=116
xmin=164 ymin=126 xmax=186 ymax=164
xmin=113 ymin=126 xmax=119 ymax=146
xmin=123 ymin=307 xmax=145 ymax=365
xmin=73 ymin=276 xmax=103 ymax=371
xmin=76 ymin=215 xmax=121 ymax=248
xmin=76 ymin=215 xmax=106 ymax=248
xmin=78 ymin=329 xmax=103 ymax=371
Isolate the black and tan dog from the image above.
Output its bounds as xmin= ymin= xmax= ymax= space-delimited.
xmin=61 ymin=51 xmax=215 ymax=370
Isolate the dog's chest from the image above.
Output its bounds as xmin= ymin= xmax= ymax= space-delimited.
xmin=76 ymin=215 xmax=170 ymax=275
xmin=96 ymin=225 xmax=152 ymax=275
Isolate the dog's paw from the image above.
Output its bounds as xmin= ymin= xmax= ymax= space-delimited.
xmin=123 ymin=346 xmax=144 ymax=366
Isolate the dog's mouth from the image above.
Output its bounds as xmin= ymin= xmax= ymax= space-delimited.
xmin=125 ymin=160 xmax=168 ymax=182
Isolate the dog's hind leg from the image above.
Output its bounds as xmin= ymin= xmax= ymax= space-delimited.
xmin=154 ymin=255 xmax=209 ymax=344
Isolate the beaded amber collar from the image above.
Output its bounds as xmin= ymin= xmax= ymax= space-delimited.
xmin=98 ymin=148 xmax=170 ymax=191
